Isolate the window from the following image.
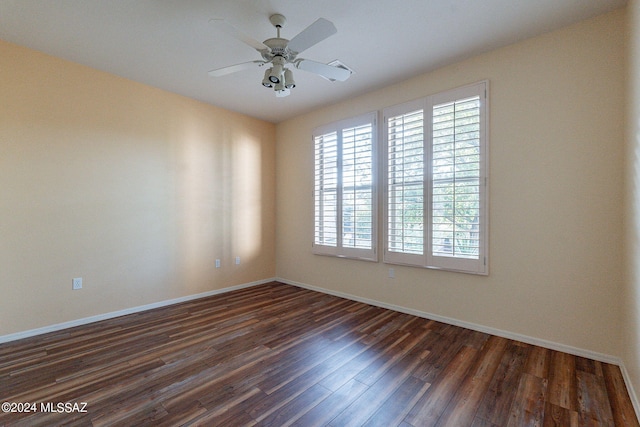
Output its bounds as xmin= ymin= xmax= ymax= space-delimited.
xmin=311 ymin=81 xmax=488 ymax=274
xmin=313 ymin=113 xmax=377 ymax=260
xmin=384 ymin=82 xmax=488 ymax=274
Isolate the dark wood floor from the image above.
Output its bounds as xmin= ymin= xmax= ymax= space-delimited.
xmin=0 ymin=282 xmax=638 ymax=426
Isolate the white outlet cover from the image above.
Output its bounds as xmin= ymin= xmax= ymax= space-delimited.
xmin=72 ymin=277 xmax=82 ymax=290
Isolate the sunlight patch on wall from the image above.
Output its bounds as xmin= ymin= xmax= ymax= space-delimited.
xmin=176 ymin=117 xmax=218 ymax=291
xmin=174 ymin=115 xmax=266 ymax=291
xmin=232 ymin=132 xmax=262 ymax=262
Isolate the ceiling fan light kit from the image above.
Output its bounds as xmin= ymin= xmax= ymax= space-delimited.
xmin=209 ymin=13 xmax=352 ymax=97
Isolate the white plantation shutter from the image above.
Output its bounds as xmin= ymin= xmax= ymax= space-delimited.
xmin=383 ymin=82 xmax=488 ymax=274
xmin=431 ymin=97 xmax=481 ymax=259
xmin=428 ymin=83 xmax=487 ymax=273
xmin=342 ymin=123 xmax=374 ymax=250
xmin=313 ymin=113 xmax=377 ymax=260
xmin=385 ymin=100 xmax=426 ymax=265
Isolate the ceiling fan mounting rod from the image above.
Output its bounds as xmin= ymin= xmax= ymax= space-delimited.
xmin=269 ymin=14 xmax=286 ymax=30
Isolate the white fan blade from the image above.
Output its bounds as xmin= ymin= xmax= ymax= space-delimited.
xmin=295 ymin=59 xmax=352 ymax=81
xmin=288 ymin=18 xmax=337 ymax=54
xmin=209 ymin=18 xmax=269 ymax=52
xmin=208 ymin=60 xmax=265 ymax=77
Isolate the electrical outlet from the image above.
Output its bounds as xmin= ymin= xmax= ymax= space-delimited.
xmin=215 ymin=259 xmax=221 ymax=268
xmin=235 ymin=256 xmax=240 ymax=265
xmin=388 ymin=268 xmax=395 ymax=279
xmin=72 ymin=277 xmax=83 ymax=290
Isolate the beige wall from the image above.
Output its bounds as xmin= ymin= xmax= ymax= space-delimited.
xmin=625 ymin=0 xmax=640 ymax=413
xmin=0 ymin=40 xmax=276 ymax=336
xmin=277 ymin=10 xmax=626 ymax=357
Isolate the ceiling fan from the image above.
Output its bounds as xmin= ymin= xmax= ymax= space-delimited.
xmin=208 ymin=14 xmax=353 ymax=97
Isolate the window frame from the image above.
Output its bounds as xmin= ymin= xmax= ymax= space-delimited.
xmin=312 ymin=112 xmax=378 ymax=261
xmin=382 ymin=81 xmax=489 ymax=275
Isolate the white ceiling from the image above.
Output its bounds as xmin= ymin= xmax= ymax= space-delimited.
xmin=0 ymin=0 xmax=627 ymax=123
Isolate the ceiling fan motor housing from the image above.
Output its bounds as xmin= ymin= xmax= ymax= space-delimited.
xmin=262 ymin=38 xmax=295 ymax=62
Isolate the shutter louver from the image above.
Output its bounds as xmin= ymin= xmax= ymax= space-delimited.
xmin=314 ymin=132 xmax=338 ymax=247
xmin=342 ymin=123 xmax=374 ymax=250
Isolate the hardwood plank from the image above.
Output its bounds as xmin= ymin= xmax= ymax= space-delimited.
xmin=476 ymin=340 xmax=530 ymax=425
xmin=291 ymin=379 xmax=369 ymax=427
xmin=435 ymin=336 xmax=510 ymax=426
xmin=258 ymin=383 xmax=331 ymax=427
xmin=184 ymin=381 xmax=266 ymax=426
xmin=577 ymin=370 xmax=614 ymax=426
xmin=153 ymin=399 xmax=208 ymax=427
xmin=327 ymin=343 xmax=428 ymax=427
xmin=247 ymin=339 xmax=377 ymax=423
xmin=575 ymin=356 xmax=603 ymax=377
xmin=404 ymin=345 xmax=478 ymax=426
xmin=158 ymin=346 xmax=273 ymax=412
xmin=506 ymin=372 xmax=547 ymax=427
xmin=361 ymin=375 xmax=430 ymax=427
xmin=259 ymin=334 xmax=364 ymax=396
xmin=471 ymin=417 xmax=501 ymax=427
xmin=318 ymin=329 xmax=414 ymax=392
xmin=184 ymin=386 xmax=263 ymax=426
xmin=184 ymin=404 xmax=259 ymax=427
xmin=547 ymin=351 xmax=577 ymax=411
xmin=524 ymin=345 xmax=551 ymax=379
xmin=92 ymin=403 xmax=169 ymax=427
xmin=412 ymin=325 xmax=472 ymax=383
xmin=354 ymin=327 xmax=430 ymax=387
xmin=543 ymin=402 xmax=579 ymax=427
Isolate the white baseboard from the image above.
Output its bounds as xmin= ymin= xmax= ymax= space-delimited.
xmin=277 ymin=277 xmax=640 ymax=421
xmin=277 ymin=277 xmax=619 ymax=362
xmin=0 ymin=277 xmax=275 ymax=345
